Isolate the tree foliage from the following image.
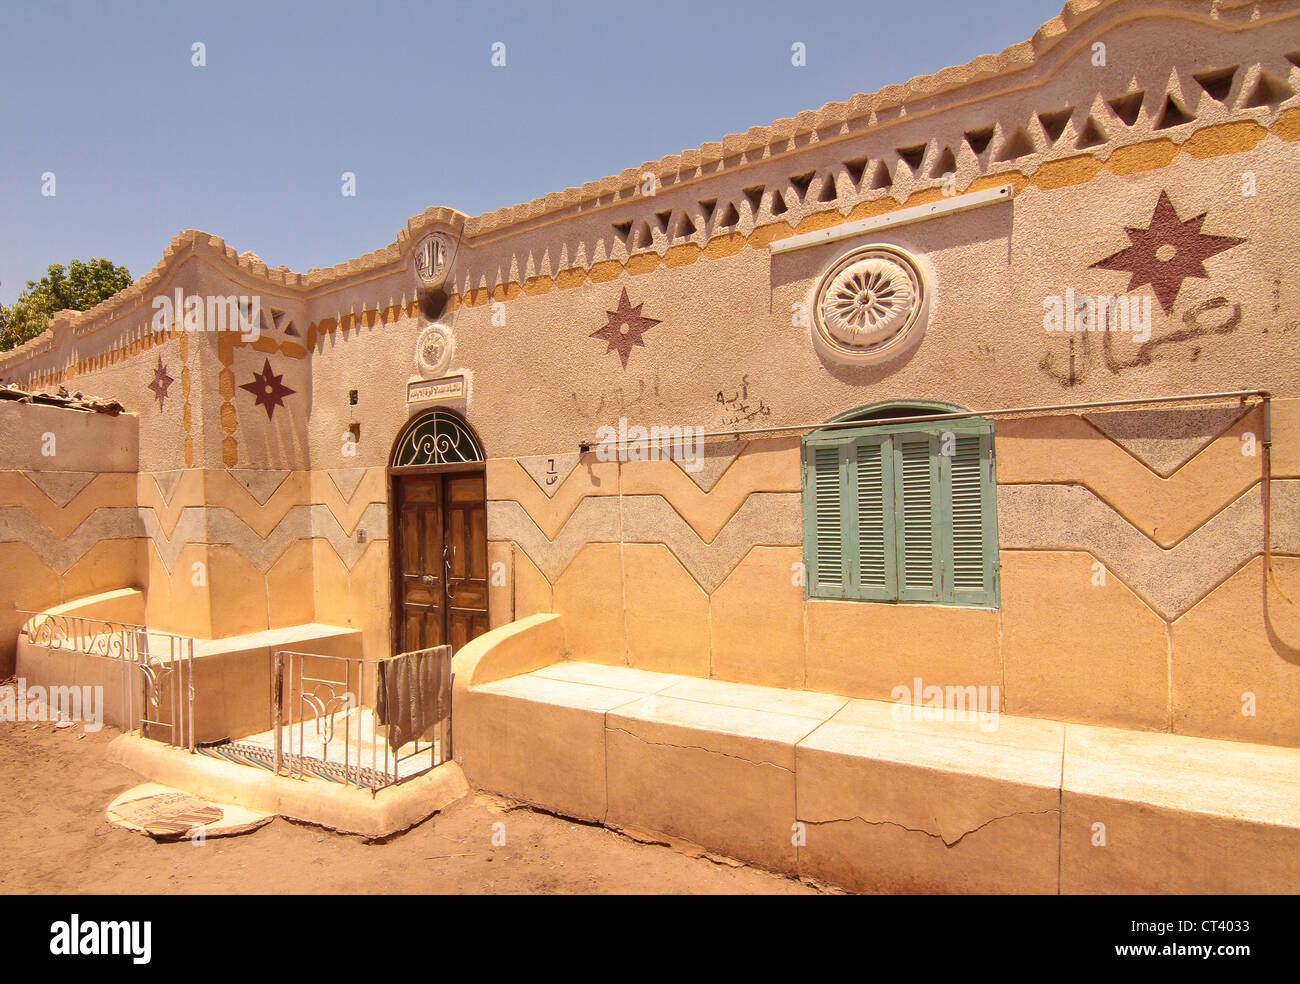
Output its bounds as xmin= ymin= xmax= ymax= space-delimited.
xmin=0 ymin=258 xmax=133 ymax=352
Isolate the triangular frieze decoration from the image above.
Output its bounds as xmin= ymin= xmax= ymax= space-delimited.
xmin=517 ymin=453 xmax=582 ymax=498
xmin=229 ymin=468 xmax=291 ymax=505
xmin=1084 ymin=404 xmax=1250 ymax=477
xmin=25 ymin=471 xmax=96 ymax=508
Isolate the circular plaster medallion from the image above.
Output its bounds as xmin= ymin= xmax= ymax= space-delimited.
xmin=414 ymin=233 xmax=450 ymax=285
xmin=415 ymin=324 xmax=454 ymax=377
xmin=813 ymin=245 xmax=928 ymax=363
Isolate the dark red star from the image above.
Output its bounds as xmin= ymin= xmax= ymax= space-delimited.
xmin=147 ymin=357 xmax=174 ymax=411
xmin=1090 ymin=190 xmax=1245 ymax=313
xmin=239 ymin=358 xmax=295 ymax=420
xmin=590 ymin=288 xmax=661 ymax=369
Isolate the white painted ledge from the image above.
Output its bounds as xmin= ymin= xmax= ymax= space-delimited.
xmin=769 ymin=183 xmax=1015 ymax=255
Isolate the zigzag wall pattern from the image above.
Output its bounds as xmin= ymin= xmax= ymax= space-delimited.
xmin=0 ymin=468 xmax=146 ymax=675
xmin=487 ymin=406 xmax=1297 ymax=616
xmin=5 ymin=407 xmax=1290 ymax=627
xmin=0 ymin=463 xmax=389 ymax=651
xmin=3 ymin=400 xmax=1297 ymax=742
xmin=479 ymin=402 xmax=1300 ymax=748
xmin=131 ymin=464 xmax=391 ymax=648
xmin=133 ymin=467 xmax=387 ymax=568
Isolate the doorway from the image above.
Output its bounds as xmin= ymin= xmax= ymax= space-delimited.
xmin=389 ymin=410 xmax=489 ymax=654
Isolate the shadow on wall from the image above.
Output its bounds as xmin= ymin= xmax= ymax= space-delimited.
xmin=768 ymin=200 xmax=1014 ymax=387
xmin=1264 ymin=561 xmax=1300 ymax=665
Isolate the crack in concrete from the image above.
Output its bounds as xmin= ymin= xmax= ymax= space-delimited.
xmin=801 ymin=808 xmax=1059 ymax=848
xmin=606 ymin=726 xmax=795 ymax=774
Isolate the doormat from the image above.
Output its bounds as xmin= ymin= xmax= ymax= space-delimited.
xmin=198 ymin=740 xmax=400 ymax=789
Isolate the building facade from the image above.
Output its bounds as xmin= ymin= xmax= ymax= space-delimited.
xmin=3 ymin=0 xmax=1300 ymax=890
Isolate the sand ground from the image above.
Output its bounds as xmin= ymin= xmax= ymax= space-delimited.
xmin=0 ymin=718 xmax=824 ymax=895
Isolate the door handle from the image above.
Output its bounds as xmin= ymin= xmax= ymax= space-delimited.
xmin=420 ymin=574 xmax=435 ymax=585
xmin=443 ymin=544 xmax=456 ymax=600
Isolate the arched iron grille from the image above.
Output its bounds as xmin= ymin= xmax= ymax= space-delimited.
xmin=391 ymin=410 xmax=484 ymax=467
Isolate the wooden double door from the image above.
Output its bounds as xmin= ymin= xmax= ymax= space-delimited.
xmin=392 ymin=469 xmax=489 ymax=653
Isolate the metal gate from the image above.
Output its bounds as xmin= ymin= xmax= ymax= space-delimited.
xmin=205 ymin=646 xmax=453 ymax=792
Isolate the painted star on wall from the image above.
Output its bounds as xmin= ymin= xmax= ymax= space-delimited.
xmin=239 ymin=358 xmax=295 ymax=420
xmin=1090 ymin=190 xmax=1245 ymax=313
xmin=147 ymin=357 xmax=174 ymax=410
xmin=590 ymin=288 xmax=661 ymax=369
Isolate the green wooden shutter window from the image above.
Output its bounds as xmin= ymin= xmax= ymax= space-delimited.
xmin=802 ymin=415 xmax=999 ymax=608
xmin=947 ymin=430 xmax=999 ymax=607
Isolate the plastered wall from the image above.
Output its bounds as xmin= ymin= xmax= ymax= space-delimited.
xmin=0 ymin=1 xmax=1297 ymax=741
xmin=0 ymin=402 xmax=145 ymax=676
xmin=481 ymin=401 xmax=1300 ymax=746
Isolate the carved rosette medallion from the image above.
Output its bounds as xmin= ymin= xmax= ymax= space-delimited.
xmin=813 ymin=245 xmax=928 ymax=363
xmin=414 ymin=324 xmax=454 ymax=377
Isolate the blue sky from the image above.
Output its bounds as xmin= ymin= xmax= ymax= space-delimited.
xmin=0 ymin=0 xmax=1062 ymax=304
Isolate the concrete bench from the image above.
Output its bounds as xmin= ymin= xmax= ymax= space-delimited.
xmin=452 ymin=618 xmax=1300 ymax=893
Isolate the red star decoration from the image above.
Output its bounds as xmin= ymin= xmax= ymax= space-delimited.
xmin=239 ymin=358 xmax=295 ymax=420
xmin=1090 ymin=190 xmax=1245 ymax=313
xmin=147 ymin=357 xmax=175 ymax=411
xmin=590 ymin=288 xmax=661 ymax=369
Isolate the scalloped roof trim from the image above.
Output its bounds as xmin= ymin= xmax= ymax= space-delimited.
xmin=0 ymin=0 xmax=1278 ymax=370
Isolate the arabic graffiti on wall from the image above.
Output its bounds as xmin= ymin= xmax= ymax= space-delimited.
xmin=1040 ymin=296 xmax=1243 ymax=387
xmin=716 ymin=374 xmax=772 ymax=427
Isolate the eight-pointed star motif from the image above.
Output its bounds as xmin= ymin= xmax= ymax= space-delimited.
xmin=239 ymin=358 xmax=295 ymax=420
xmin=1090 ymin=190 xmax=1245 ymax=313
xmin=590 ymin=288 xmax=661 ymax=369
xmin=147 ymin=356 xmax=175 ymax=411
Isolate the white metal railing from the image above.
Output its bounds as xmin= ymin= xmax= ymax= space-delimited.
xmin=262 ymin=647 xmax=452 ymax=792
xmin=126 ymin=628 xmax=195 ymax=752
xmin=17 ymin=609 xmax=138 ymax=659
xmin=18 ymin=609 xmax=195 ymax=751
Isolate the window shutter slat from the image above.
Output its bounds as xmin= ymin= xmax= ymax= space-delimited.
xmin=807 ymin=444 xmax=845 ymax=595
xmin=895 ymin=436 xmax=940 ymax=601
xmin=949 ymin=434 xmax=985 ymax=592
xmin=853 ymin=437 xmax=897 ymax=599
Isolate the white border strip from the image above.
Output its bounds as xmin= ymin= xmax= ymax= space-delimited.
xmin=769 ymin=183 xmax=1014 ymax=255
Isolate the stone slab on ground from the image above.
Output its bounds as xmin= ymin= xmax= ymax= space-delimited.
xmin=106 ymin=782 xmax=272 ymax=840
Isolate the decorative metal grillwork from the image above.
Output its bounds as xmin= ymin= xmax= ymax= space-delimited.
xmin=270 ymin=647 xmax=452 ymax=791
xmin=129 ymin=631 xmax=195 ymax=751
xmin=20 ymin=611 xmax=134 ymax=659
xmin=202 ymin=741 xmax=395 ymax=789
xmin=391 ymin=410 xmax=484 ymax=468
xmin=18 ymin=611 xmax=196 ymax=751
